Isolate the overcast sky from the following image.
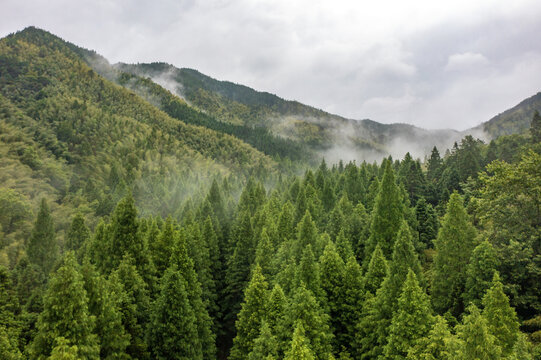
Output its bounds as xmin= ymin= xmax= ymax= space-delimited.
xmin=2 ymin=0 xmax=541 ymax=130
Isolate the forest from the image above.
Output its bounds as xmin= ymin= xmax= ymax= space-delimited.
xmin=1 ymin=27 xmax=541 ymax=359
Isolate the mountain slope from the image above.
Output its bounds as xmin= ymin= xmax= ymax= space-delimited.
xmin=116 ymin=62 xmax=464 ymax=161
xmin=0 ymin=27 xmax=278 ymax=262
xmin=472 ymin=92 xmax=541 ymax=139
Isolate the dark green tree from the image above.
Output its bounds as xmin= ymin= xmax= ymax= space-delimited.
xmin=65 ymin=212 xmax=90 ymax=260
xmin=147 ymin=265 xmax=201 ymax=360
xmin=27 ymin=198 xmax=57 ymax=275
xmin=406 ymin=315 xmax=454 ymax=360
xmin=455 ymin=305 xmax=502 ymax=360
xmin=247 ymin=321 xmax=278 ymax=360
xmin=432 ymin=192 xmax=477 ymax=317
xmin=464 ymin=240 xmax=498 ymax=308
xmin=531 ymin=110 xmax=541 ymax=143
xmin=363 ymin=244 xmax=388 ymax=295
xmin=30 ymin=252 xmax=99 ymax=359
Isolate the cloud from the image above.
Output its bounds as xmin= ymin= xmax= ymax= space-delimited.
xmin=1 ymin=0 xmax=541 ymax=130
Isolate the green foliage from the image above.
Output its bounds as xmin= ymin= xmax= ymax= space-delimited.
xmin=432 ymin=193 xmax=477 ymax=317
xmin=229 ymin=265 xmax=268 ymax=360
xmin=247 ymin=321 xmax=278 ymax=360
xmin=364 ymin=244 xmax=388 ymax=295
xmin=30 ymin=252 xmax=99 ymax=359
xmin=464 ymin=240 xmax=498 ymax=308
xmin=284 ymin=322 xmax=315 ymax=360
xmin=367 ymin=160 xmax=405 ymax=259
xmin=27 ymin=198 xmax=57 ymax=275
xmin=148 ymin=265 xmax=201 ymax=360
xmin=482 ymin=272 xmax=521 ymax=356
xmin=384 ymin=269 xmax=434 ymax=359
xmin=531 ymin=110 xmax=541 ymax=143
xmin=65 ymin=213 xmax=90 ymax=261
xmin=455 ymin=305 xmax=502 ymax=360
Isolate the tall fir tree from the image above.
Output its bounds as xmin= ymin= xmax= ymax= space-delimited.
xmin=147 ymin=265 xmax=201 ymax=360
xmin=530 ymin=110 xmax=541 ymax=144
xmin=431 ymin=192 xmax=477 ymax=317
xmin=383 ymin=269 xmax=434 ymax=359
xmin=65 ymin=212 xmax=90 ymax=261
xmin=363 ymin=244 xmax=388 ymax=295
xmin=247 ymin=321 xmax=279 ymax=360
xmin=366 ymin=160 xmax=405 ymax=259
xmin=27 ymin=198 xmax=57 ymax=275
xmin=30 ymin=252 xmax=99 ymax=359
xmin=406 ymin=315 xmax=454 ymax=360
xmin=284 ymin=322 xmax=315 ymax=360
xmin=340 ymin=256 xmax=365 ymax=355
xmin=464 ymin=240 xmax=499 ymax=308
xmin=482 ymin=272 xmax=520 ymax=356
xmin=455 ymin=305 xmax=502 ymax=360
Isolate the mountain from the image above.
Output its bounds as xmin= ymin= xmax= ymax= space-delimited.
xmin=114 ymin=62 xmax=464 ymax=162
xmin=472 ymin=92 xmax=541 ymax=139
xmin=0 ymin=27 xmax=279 ymax=259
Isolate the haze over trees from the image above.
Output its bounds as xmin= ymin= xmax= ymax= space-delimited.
xmin=0 ymin=27 xmax=540 ymax=359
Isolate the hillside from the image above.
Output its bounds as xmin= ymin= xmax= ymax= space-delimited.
xmin=472 ymin=92 xmax=541 ymax=139
xmin=0 ymin=27 xmax=277 ymax=262
xmin=115 ymin=62 xmax=464 ymax=161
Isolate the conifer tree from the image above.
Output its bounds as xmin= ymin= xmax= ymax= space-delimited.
xmin=284 ymin=322 xmax=315 ymax=360
xmin=266 ymin=284 xmax=287 ymax=340
xmin=229 ymin=265 xmax=269 ymax=360
xmin=340 ymin=256 xmax=365 ymax=353
xmin=293 ymin=211 xmax=319 ymax=262
xmin=151 ymin=216 xmax=176 ymax=274
xmin=363 ymin=244 xmax=388 ymax=295
xmin=384 ymin=270 xmax=434 ymax=359
xmin=27 ymin=198 xmax=57 ymax=275
xmin=415 ymin=197 xmax=438 ymax=249
xmin=367 ymin=160 xmax=405 ymax=259
xmin=254 ymin=227 xmax=274 ymax=278
xmin=0 ymin=266 xmax=21 ymax=360
xmin=30 ymin=252 xmax=99 ymax=359
xmin=277 ymin=201 xmax=295 ymax=244
xmin=455 ymin=305 xmax=502 ymax=360
xmin=66 ymin=212 xmax=90 ymax=260
xmin=407 ymin=315 xmax=454 ymax=360
xmin=286 ymin=284 xmax=333 ymax=359
xmin=294 ymin=244 xmax=322 ymax=299
xmin=335 ymin=230 xmax=354 ymax=262
xmin=530 ymin=110 xmax=541 ymax=143
xmin=464 ymin=240 xmax=498 ymax=308
xmin=148 ymin=265 xmax=201 ymax=360
xmin=170 ymin=232 xmax=216 ymax=360
xmin=482 ymin=272 xmax=520 ymax=356
xmin=48 ymin=337 xmax=79 ymax=360
xmin=81 ymin=261 xmax=130 ymax=360
xmin=432 ymin=193 xmax=477 ymax=317
xmin=247 ymin=321 xmax=278 ymax=360
xmin=109 ymin=256 xmax=150 ymax=359
xmin=319 ymin=242 xmax=346 ymax=351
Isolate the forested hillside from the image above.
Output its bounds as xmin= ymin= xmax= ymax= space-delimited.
xmin=1 ymin=26 xmax=541 ymax=359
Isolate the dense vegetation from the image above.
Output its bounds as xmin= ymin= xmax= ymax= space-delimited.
xmin=1 ymin=27 xmax=541 ymax=359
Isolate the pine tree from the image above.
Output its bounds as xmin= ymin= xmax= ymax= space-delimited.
xmin=170 ymin=232 xmax=216 ymax=359
xmin=65 ymin=212 xmax=90 ymax=261
xmin=277 ymin=201 xmax=295 ymax=244
xmin=367 ymin=160 xmax=405 ymax=259
xmin=407 ymin=315 xmax=454 ymax=360
xmin=482 ymin=272 xmax=520 ymax=356
xmin=455 ymin=305 xmax=502 ymax=360
xmin=284 ymin=322 xmax=315 ymax=360
xmin=363 ymin=244 xmax=388 ymax=295
xmin=293 ymin=211 xmax=319 ymax=262
xmin=530 ymin=110 xmax=541 ymax=144
xmin=147 ymin=265 xmax=201 ymax=360
xmin=384 ymin=269 xmax=434 ymax=359
xmin=152 ymin=216 xmax=176 ymax=274
xmin=415 ymin=197 xmax=438 ymax=249
xmin=81 ymin=261 xmax=130 ymax=360
xmin=254 ymin=227 xmax=274 ymax=278
xmin=319 ymin=242 xmax=346 ymax=352
xmin=48 ymin=337 xmax=79 ymax=360
xmin=464 ymin=240 xmax=498 ymax=308
xmin=294 ymin=244 xmax=322 ymax=298
xmin=27 ymin=198 xmax=57 ymax=275
xmin=247 ymin=321 xmax=279 ymax=360
xmin=341 ymin=256 xmax=365 ymax=354
xmin=286 ymin=284 xmax=333 ymax=359
xmin=109 ymin=256 xmax=150 ymax=360
xmin=432 ymin=192 xmax=477 ymax=317
xmin=30 ymin=252 xmax=99 ymax=359
xmin=335 ymin=230 xmax=354 ymax=262
xmin=229 ymin=265 xmax=269 ymax=360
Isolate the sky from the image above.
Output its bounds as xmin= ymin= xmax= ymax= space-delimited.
xmin=2 ymin=0 xmax=541 ymax=130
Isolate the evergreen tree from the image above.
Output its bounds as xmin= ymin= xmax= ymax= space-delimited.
xmin=65 ymin=212 xmax=90 ymax=260
xmin=293 ymin=211 xmax=319 ymax=261
xmin=432 ymin=192 xmax=477 ymax=317
xmin=407 ymin=315 xmax=454 ymax=360
xmin=30 ymin=252 xmax=99 ymax=359
xmin=151 ymin=216 xmax=176 ymax=274
xmin=284 ymin=322 xmax=315 ymax=360
xmin=455 ymin=305 xmax=502 ymax=360
xmin=266 ymin=284 xmax=287 ymax=341
xmin=109 ymin=256 xmax=150 ymax=360
xmin=27 ymin=198 xmax=57 ymax=275
xmin=147 ymin=265 xmax=201 ymax=360
xmin=48 ymin=337 xmax=79 ymax=360
xmin=415 ymin=197 xmax=438 ymax=249
xmin=319 ymin=242 xmax=346 ymax=351
xmin=531 ymin=110 xmax=541 ymax=143
xmin=81 ymin=262 xmax=130 ymax=360
xmin=482 ymin=272 xmax=520 ymax=356
xmin=287 ymin=284 xmax=333 ymax=359
xmin=341 ymin=256 xmax=365 ymax=354
xmin=367 ymin=160 xmax=405 ymax=259
xmin=384 ymin=269 xmax=434 ymax=359
xmin=247 ymin=321 xmax=278 ymax=360
xmin=464 ymin=240 xmax=498 ymax=308
xmin=229 ymin=265 xmax=269 ymax=360
xmin=363 ymin=244 xmax=388 ymax=295
xmin=294 ymin=245 xmax=322 ymax=298
xmin=254 ymin=227 xmax=274 ymax=278
xmin=335 ymin=230 xmax=354 ymax=262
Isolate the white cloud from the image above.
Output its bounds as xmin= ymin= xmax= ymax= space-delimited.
xmin=445 ymin=52 xmax=489 ymax=72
